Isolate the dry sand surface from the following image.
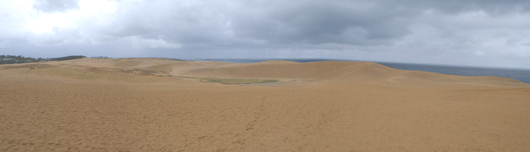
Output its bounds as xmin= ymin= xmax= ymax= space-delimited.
xmin=1 ymin=58 xmax=530 ymax=151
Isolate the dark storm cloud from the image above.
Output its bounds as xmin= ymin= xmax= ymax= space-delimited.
xmin=227 ymin=0 xmax=530 ymax=46
xmin=33 ymin=0 xmax=80 ymax=13
xmin=81 ymin=0 xmax=530 ymax=50
xmin=229 ymin=1 xmax=413 ymax=45
xmin=97 ymin=0 xmax=419 ymax=48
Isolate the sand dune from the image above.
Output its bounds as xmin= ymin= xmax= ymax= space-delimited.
xmin=184 ymin=60 xmax=525 ymax=86
xmin=115 ymin=60 xmax=142 ymax=69
xmin=1 ymin=59 xmax=529 ymax=151
xmin=185 ymin=61 xmax=372 ymax=80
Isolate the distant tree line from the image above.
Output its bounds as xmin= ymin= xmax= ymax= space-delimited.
xmin=0 ymin=55 xmax=86 ymax=65
xmin=92 ymin=56 xmax=112 ymax=59
xmin=50 ymin=55 xmax=87 ymax=61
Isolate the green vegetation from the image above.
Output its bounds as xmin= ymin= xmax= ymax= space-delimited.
xmin=0 ymin=55 xmax=86 ymax=65
xmin=199 ymin=77 xmax=278 ymax=84
xmin=50 ymin=55 xmax=86 ymax=61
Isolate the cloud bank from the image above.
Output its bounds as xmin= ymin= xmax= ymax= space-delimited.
xmin=33 ymin=0 xmax=80 ymax=13
xmin=1 ymin=0 xmax=529 ymax=69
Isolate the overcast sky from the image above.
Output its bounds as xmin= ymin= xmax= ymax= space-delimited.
xmin=1 ymin=0 xmax=529 ymax=69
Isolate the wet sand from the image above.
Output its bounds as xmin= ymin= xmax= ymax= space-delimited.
xmin=1 ymin=58 xmax=529 ymax=151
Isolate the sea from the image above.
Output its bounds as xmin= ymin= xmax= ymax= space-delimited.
xmin=186 ymin=59 xmax=530 ymax=84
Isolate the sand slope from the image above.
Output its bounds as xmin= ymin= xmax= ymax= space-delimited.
xmin=1 ymin=59 xmax=529 ymax=151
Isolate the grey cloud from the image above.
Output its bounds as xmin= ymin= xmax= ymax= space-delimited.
xmin=87 ymin=0 xmax=530 ymax=50
xmin=229 ymin=1 xmax=414 ymax=46
xmin=384 ymin=0 xmax=530 ymax=15
xmin=33 ymin=0 xmax=80 ymax=13
xmin=224 ymin=0 xmax=530 ymax=47
xmin=4 ymin=0 xmax=529 ymax=69
xmin=88 ymin=0 xmax=419 ymax=48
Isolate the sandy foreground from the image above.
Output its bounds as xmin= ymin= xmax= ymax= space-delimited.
xmin=1 ymin=58 xmax=529 ymax=151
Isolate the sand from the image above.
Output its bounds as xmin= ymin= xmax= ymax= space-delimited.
xmin=1 ymin=58 xmax=529 ymax=151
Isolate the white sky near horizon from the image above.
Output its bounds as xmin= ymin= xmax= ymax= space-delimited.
xmin=0 ymin=0 xmax=529 ymax=69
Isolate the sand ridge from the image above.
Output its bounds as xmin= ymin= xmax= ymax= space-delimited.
xmin=1 ymin=58 xmax=530 ymax=151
